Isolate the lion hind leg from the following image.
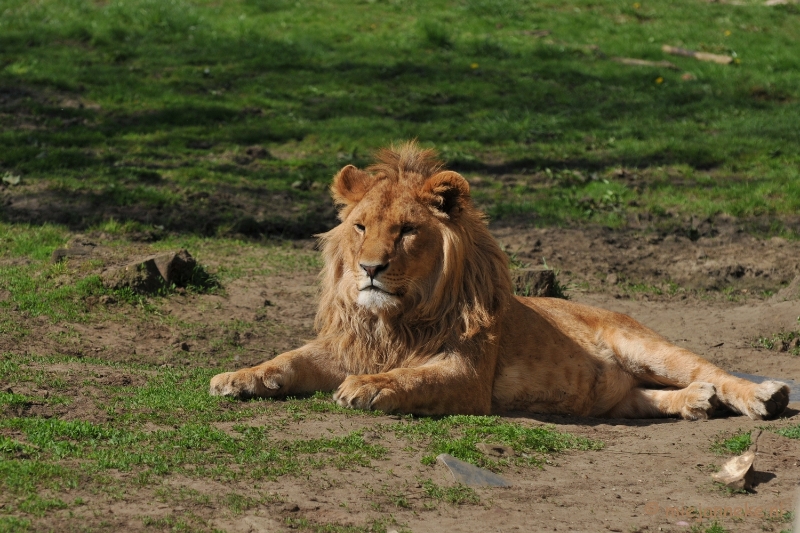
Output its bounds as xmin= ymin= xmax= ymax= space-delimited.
xmin=605 ymin=382 xmax=720 ymax=420
xmin=608 ymin=332 xmax=790 ymax=420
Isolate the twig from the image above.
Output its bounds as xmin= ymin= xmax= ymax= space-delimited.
xmin=612 ymin=57 xmax=679 ymax=70
xmin=662 ymin=45 xmax=733 ymax=65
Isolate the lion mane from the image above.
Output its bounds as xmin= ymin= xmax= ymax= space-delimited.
xmin=314 ymin=143 xmax=512 ymax=376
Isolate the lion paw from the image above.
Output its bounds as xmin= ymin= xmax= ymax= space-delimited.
xmin=742 ymin=381 xmax=790 ymax=420
xmin=333 ymin=374 xmax=398 ymax=412
xmin=209 ymin=368 xmax=284 ymax=400
xmin=680 ymin=382 xmax=719 ymax=420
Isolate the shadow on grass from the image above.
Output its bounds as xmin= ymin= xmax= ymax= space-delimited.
xmin=1 ymin=23 xmax=798 ymax=235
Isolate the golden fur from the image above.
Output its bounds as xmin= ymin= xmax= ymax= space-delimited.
xmin=210 ymin=142 xmax=790 ymax=420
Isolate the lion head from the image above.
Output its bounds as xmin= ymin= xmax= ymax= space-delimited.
xmin=314 ymin=142 xmax=512 ymax=372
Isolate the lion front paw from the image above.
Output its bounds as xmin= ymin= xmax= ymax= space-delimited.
xmin=742 ymin=381 xmax=790 ymax=420
xmin=333 ymin=374 xmax=399 ymax=412
xmin=680 ymin=382 xmax=719 ymax=420
xmin=209 ymin=368 xmax=286 ymax=400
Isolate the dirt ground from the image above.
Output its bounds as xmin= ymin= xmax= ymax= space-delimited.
xmin=3 ymin=221 xmax=800 ymax=533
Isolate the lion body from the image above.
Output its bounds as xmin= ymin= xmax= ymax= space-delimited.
xmin=210 ymin=143 xmax=789 ymax=420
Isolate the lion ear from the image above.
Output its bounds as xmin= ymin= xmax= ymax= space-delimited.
xmin=422 ymin=171 xmax=470 ymax=217
xmin=330 ymin=165 xmax=372 ymax=212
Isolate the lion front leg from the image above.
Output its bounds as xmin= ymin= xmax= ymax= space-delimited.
xmin=333 ymin=359 xmax=494 ymax=415
xmin=605 ymin=383 xmax=721 ymax=420
xmin=209 ymin=343 xmax=346 ymax=400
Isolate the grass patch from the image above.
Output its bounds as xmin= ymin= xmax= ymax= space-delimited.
xmin=285 ymin=517 xmax=400 ymax=533
xmin=0 ymin=516 xmax=32 ymax=533
xmin=774 ymin=425 xmax=800 ymax=440
xmin=0 ymin=416 xmax=387 ymax=486
xmin=390 ymin=415 xmax=602 ymax=469
xmin=710 ymin=431 xmax=751 ymax=455
xmin=420 ymin=479 xmax=480 ymax=506
xmin=752 ymin=319 xmax=800 ymax=355
xmin=690 ymin=522 xmax=729 ymax=533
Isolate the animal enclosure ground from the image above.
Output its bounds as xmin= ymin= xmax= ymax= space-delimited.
xmin=1 ymin=221 xmax=799 ymax=533
xmin=2 ymin=0 xmax=800 ymax=531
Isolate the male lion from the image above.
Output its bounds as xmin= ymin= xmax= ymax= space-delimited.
xmin=210 ymin=142 xmax=790 ymax=420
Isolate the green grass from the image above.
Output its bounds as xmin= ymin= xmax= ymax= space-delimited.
xmin=285 ymin=517 xmax=395 ymax=533
xmin=774 ymin=425 xmax=800 ymax=440
xmin=0 ymin=516 xmax=32 ymax=533
xmin=691 ymin=522 xmax=729 ymax=533
xmin=420 ymin=479 xmax=480 ymax=505
xmin=0 ymin=415 xmax=387 ymax=498
xmin=752 ymin=318 xmax=800 ymax=355
xmin=390 ymin=414 xmax=602 ymax=469
xmin=710 ymin=431 xmax=751 ymax=455
xmin=1 ymin=0 xmax=799 ymax=234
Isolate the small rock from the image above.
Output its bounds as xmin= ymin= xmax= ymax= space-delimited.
xmin=101 ymin=249 xmax=197 ymax=294
xmin=51 ymin=246 xmax=94 ymax=263
xmin=437 ymin=453 xmax=511 ymax=487
xmin=711 ymin=450 xmax=755 ymax=490
xmin=606 ymin=273 xmax=618 ymax=285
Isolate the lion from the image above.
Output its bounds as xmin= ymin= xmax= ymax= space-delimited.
xmin=210 ymin=142 xmax=790 ymax=420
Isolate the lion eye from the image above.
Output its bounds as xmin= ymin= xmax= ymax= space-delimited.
xmin=354 ymin=224 xmax=365 ymax=233
xmin=400 ymin=225 xmax=416 ymax=236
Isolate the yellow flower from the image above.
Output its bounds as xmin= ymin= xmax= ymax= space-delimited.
xmin=724 ymin=30 xmax=731 ymax=36
xmin=655 ymin=77 xmax=664 ymax=84
xmin=470 ymin=63 xmax=479 ymax=69
xmin=633 ymin=2 xmax=641 ymax=8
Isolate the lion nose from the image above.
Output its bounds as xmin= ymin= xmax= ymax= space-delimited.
xmin=360 ymin=262 xmax=388 ymax=280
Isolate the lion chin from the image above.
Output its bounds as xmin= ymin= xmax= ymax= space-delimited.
xmin=209 ymin=141 xmax=790 ymax=421
xmin=356 ymin=287 xmax=399 ymax=311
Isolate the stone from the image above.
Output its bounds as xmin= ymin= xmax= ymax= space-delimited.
xmin=101 ymin=249 xmax=197 ymax=294
xmin=476 ymin=442 xmax=515 ymax=459
xmin=512 ymin=267 xmax=556 ymax=297
xmin=1 ymin=173 xmax=21 ymax=186
xmin=711 ymin=451 xmax=755 ymax=490
xmin=436 ymin=453 xmax=511 ymax=487
xmin=51 ymin=246 xmax=94 ymax=263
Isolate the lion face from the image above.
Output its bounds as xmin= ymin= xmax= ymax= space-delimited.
xmin=327 ymin=161 xmax=470 ymax=316
xmin=343 ymin=183 xmax=443 ymax=312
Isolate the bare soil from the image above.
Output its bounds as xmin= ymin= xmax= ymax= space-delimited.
xmin=3 ymin=222 xmax=800 ymax=533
